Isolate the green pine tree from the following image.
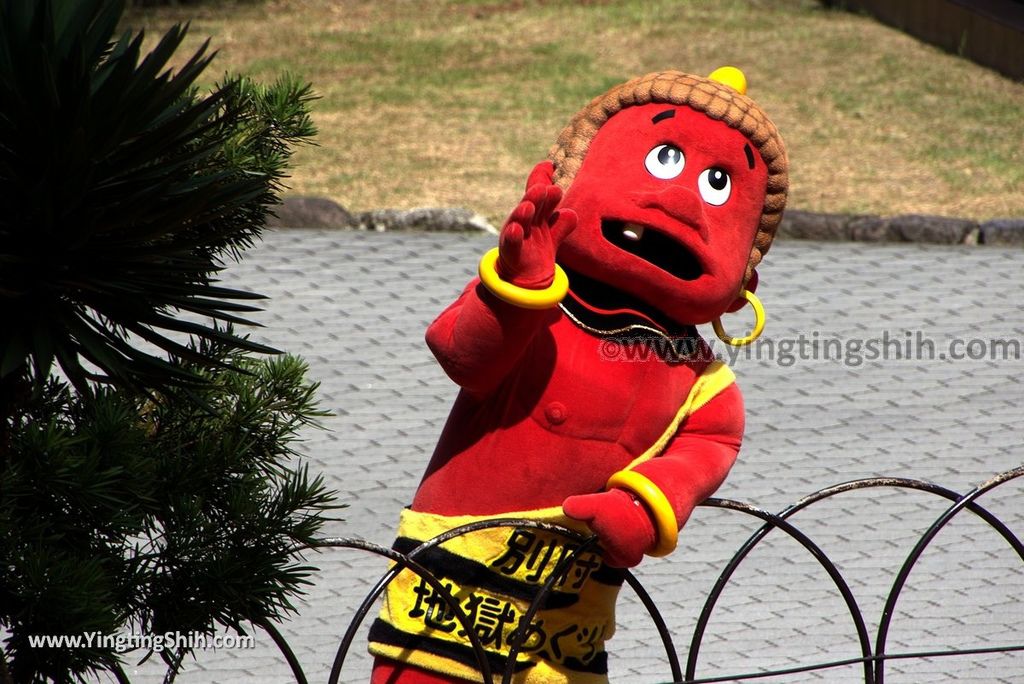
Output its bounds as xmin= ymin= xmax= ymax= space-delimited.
xmin=0 ymin=1 xmax=339 ymax=681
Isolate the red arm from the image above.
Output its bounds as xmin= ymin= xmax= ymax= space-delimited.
xmin=563 ymin=382 xmax=744 ymax=567
xmin=632 ymin=382 xmax=743 ymax=525
xmin=424 ymin=280 xmax=557 ymax=398
xmin=424 ymin=161 xmax=576 ymax=398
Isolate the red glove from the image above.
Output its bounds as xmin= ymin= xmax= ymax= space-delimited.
xmin=497 ymin=161 xmax=577 ymax=288
xmin=562 ymin=489 xmax=657 ymax=568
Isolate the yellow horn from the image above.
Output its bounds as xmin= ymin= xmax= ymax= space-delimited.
xmin=708 ymin=66 xmax=747 ymax=95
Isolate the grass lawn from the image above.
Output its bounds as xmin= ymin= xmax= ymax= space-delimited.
xmin=126 ymin=0 xmax=1024 ymax=223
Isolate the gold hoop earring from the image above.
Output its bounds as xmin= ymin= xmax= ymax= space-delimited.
xmin=713 ymin=290 xmax=765 ymax=346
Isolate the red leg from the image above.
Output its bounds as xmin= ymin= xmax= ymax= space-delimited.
xmin=371 ymin=656 xmax=467 ymax=684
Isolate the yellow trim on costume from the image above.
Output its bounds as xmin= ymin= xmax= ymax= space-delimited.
xmin=620 ymin=360 xmax=736 ymax=472
xmin=606 ymin=470 xmax=678 ymax=557
xmin=478 ymin=247 xmax=569 ymax=309
xmin=600 ymin=361 xmax=735 ymax=559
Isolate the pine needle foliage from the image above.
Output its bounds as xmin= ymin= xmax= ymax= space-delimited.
xmin=0 ymin=0 xmax=317 ymax=393
xmin=0 ymin=2 xmax=339 ymax=681
xmin=1 ymin=345 xmax=338 ymax=682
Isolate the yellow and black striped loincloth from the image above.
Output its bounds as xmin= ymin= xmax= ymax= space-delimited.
xmin=368 ymin=507 xmax=623 ymax=683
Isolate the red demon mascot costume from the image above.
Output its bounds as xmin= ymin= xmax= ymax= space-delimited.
xmin=369 ymin=68 xmax=789 ymax=683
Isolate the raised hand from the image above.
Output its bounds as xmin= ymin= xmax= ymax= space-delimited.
xmin=496 ymin=161 xmax=577 ymax=288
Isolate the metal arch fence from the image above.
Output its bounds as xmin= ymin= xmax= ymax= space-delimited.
xmin=260 ymin=466 xmax=1024 ymax=684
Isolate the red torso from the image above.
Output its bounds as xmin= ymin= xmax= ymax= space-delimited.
xmin=412 ymin=312 xmax=708 ymax=514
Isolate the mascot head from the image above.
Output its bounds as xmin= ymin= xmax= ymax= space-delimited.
xmin=549 ymin=68 xmax=788 ymax=330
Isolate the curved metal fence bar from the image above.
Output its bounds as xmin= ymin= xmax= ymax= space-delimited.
xmin=313 ymin=537 xmax=494 ymax=684
xmin=874 ymin=465 xmax=1024 ymax=683
xmin=685 ymin=498 xmax=875 ymax=684
xmin=257 ymin=619 xmax=309 ymax=684
xmin=112 ymin=662 xmax=131 ymax=684
xmin=680 ymin=643 xmax=1024 ymax=684
xmin=620 ymin=570 xmax=685 ymax=683
xmin=782 ymin=477 xmax=1024 ymax=562
xmin=247 ymin=467 xmax=1024 ymax=684
xmin=687 ymin=474 xmax=1024 ymax=683
xmin=161 ymin=646 xmax=187 ymax=684
xmin=500 ymin=535 xmax=600 ymax=684
xmin=322 ymin=540 xmax=410 ymax=684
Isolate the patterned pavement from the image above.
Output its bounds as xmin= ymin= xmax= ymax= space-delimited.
xmin=129 ymin=230 xmax=1024 ymax=683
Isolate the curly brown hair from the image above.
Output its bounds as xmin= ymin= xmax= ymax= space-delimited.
xmin=548 ymin=70 xmax=788 ymax=284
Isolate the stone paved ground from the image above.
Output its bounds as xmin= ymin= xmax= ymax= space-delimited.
xmin=129 ymin=231 xmax=1024 ymax=683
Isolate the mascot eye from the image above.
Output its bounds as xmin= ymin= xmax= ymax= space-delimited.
xmin=644 ymin=144 xmax=685 ymax=179
xmin=698 ymin=167 xmax=731 ymax=205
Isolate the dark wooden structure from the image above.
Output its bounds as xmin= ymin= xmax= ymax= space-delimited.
xmin=832 ymin=0 xmax=1024 ymax=80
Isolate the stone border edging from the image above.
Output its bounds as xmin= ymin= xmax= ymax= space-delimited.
xmin=266 ymin=197 xmax=496 ymax=234
xmin=779 ymin=210 xmax=1024 ymax=246
xmin=267 ymin=197 xmax=1023 ymax=246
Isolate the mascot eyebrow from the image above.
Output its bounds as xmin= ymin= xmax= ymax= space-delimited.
xmin=650 ymin=108 xmax=757 ymax=171
xmin=651 ymin=109 xmax=675 ymax=124
xmin=743 ymin=143 xmax=756 ymax=169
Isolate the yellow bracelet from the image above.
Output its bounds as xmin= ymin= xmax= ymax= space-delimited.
xmin=477 ymin=247 xmax=569 ymax=310
xmin=606 ymin=470 xmax=679 ymax=557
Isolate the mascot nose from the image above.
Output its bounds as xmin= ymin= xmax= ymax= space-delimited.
xmin=630 ymin=186 xmax=708 ymax=242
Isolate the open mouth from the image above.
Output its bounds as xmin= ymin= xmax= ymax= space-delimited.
xmin=601 ymin=219 xmax=704 ymax=281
